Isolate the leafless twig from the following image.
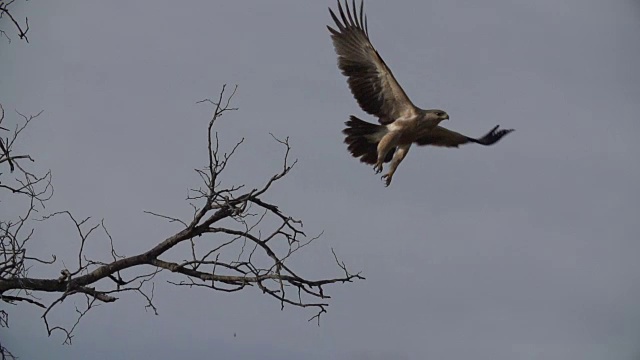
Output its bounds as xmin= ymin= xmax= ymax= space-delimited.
xmin=0 ymin=0 xmax=30 ymax=43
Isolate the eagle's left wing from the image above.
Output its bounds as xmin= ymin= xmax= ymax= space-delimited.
xmin=415 ymin=125 xmax=514 ymax=148
xmin=327 ymin=0 xmax=418 ymax=125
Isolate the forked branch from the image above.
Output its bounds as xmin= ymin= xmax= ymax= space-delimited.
xmin=0 ymin=0 xmax=30 ymax=43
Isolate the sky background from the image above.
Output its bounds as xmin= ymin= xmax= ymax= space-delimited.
xmin=1 ymin=0 xmax=640 ymax=359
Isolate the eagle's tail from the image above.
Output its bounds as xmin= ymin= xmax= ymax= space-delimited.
xmin=342 ymin=115 xmax=393 ymax=165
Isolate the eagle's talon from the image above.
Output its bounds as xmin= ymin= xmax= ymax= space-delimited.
xmin=381 ymin=174 xmax=392 ymax=187
xmin=374 ymin=163 xmax=383 ymax=174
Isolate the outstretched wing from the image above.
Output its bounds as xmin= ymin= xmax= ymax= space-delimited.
xmin=415 ymin=125 xmax=514 ymax=148
xmin=327 ymin=0 xmax=418 ymax=125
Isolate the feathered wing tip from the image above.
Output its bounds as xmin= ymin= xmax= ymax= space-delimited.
xmin=342 ymin=115 xmax=393 ymax=165
xmin=327 ymin=0 xmax=368 ymax=36
xmin=471 ymin=125 xmax=515 ymax=146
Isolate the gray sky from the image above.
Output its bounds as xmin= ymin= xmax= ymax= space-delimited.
xmin=2 ymin=0 xmax=640 ymax=359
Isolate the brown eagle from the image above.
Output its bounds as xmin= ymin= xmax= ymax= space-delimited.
xmin=327 ymin=0 xmax=514 ymax=186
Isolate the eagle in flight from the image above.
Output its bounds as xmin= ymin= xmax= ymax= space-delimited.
xmin=327 ymin=0 xmax=514 ymax=186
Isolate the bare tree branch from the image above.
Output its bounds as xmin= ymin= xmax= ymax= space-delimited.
xmin=0 ymin=86 xmax=363 ymax=351
xmin=0 ymin=0 xmax=30 ymax=43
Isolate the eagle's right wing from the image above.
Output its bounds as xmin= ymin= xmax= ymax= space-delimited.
xmin=415 ymin=125 xmax=514 ymax=148
xmin=327 ymin=0 xmax=418 ymax=125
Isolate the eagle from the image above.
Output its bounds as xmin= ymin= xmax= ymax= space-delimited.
xmin=327 ymin=0 xmax=514 ymax=186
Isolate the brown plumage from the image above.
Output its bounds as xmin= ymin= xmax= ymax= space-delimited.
xmin=328 ymin=0 xmax=514 ymax=186
xmin=343 ymin=116 xmax=394 ymax=165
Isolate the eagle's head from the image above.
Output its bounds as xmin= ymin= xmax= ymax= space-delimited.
xmin=424 ymin=109 xmax=449 ymax=124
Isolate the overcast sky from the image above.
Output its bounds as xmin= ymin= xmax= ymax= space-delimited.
xmin=1 ymin=0 xmax=640 ymax=359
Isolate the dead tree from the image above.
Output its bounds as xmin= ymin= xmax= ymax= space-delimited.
xmin=1 ymin=102 xmax=50 ymax=360
xmin=0 ymin=85 xmax=363 ymax=354
xmin=2 ymin=2 xmax=33 ymax=356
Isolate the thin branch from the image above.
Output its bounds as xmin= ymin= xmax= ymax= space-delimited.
xmin=0 ymin=0 xmax=29 ymax=43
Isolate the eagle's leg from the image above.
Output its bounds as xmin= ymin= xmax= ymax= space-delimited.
xmin=374 ymin=131 xmax=399 ymax=174
xmin=381 ymin=144 xmax=410 ymax=187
